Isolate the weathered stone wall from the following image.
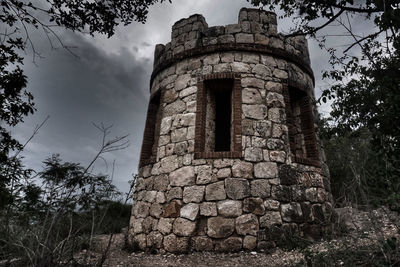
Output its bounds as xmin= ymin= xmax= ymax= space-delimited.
xmin=129 ymin=8 xmax=333 ymax=253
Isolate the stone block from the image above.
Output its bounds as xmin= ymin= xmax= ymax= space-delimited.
xmin=279 ymin=164 xmax=300 ymax=185
xmin=200 ymin=202 xmax=217 ymax=216
xmin=235 ymin=214 xmax=259 ymax=236
xmin=163 ymin=234 xmax=189 ymax=253
xmin=156 ymin=192 xmax=166 ymax=204
xmin=221 ymin=52 xmax=234 ymax=63
xmin=153 ymin=174 xmax=168 ymax=191
xmin=173 ymin=218 xmax=196 ymax=236
xmin=226 ymin=24 xmax=241 ymax=34
xmin=192 ymin=236 xmax=214 ymax=251
xmin=173 ymin=113 xmax=196 ymax=127
xmin=232 ymin=161 xmax=253 ymax=178
xmin=236 ymin=33 xmax=254 ymax=43
xmin=281 ymin=203 xmax=303 ymax=222
xmin=160 ymin=155 xmax=179 ymax=174
xmin=241 ymin=77 xmax=264 ymax=88
xmin=225 ymin=178 xmax=250 ymax=200
xmin=266 ymin=92 xmax=285 ymax=108
xmin=268 ymin=107 xmax=285 ymax=123
xmin=207 ymin=217 xmax=235 ymax=238
xmin=213 ymin=159 xmax=233 ymax=168
xmin=264 ymin=199 xmax=280 ymax=210
xmin=133 ymin=201 xmax=150 ymax=218
xmin=255 ymin=33 xmax=269 ymax=45
xmin=252 ymin=64 xmax=271 ymax=78
xmin=244 ymin=147 xmax=263 ymax=162
xmin=175 ymin=74 xmax=191 ymax=91
xmin=160 ymin=116 xmax=173 ymax=135
xmin=243 ymin=236 xmax=257 ymax=250
xmin=203 ymin=54 xmax=220 ymax=65
xmin=215 ymin=237 xmax=243 ymax=252
xmin=273 ymin=69 xmax=288 ymax=79
xmin=180 ymin=203 xmax=199 ymax=221
xmin=205 ymin=181 xmax=226 ymax=201
xmin=150 ymin=203 xmax=163 ymax=218
xmin=166 ymin=187 xmax=183 ymax=202
xmin=217 ymin=168 xmax=231 ymax=179
xmin=169 ymin=166 xmax=195 ymax=187
xmin=267 ymin=139 xmax=285 ymax=150
xmin=131 ymin=218 xmax=144 ymax=234
xmin=147 ymin=231 xmax=163 ymax=249
xmin=243 ymin=105 xmax=268 ymax=120
xmin=242 ymin=88 xmax=262 ymax=104
xmin=255 ymin=120 xmax=272 ymax=137
xmin=214 ymin=63 xmax=231 ymax=73
xmin=143 ymin=190 xmax=156 ymax=203
xmin=250 ymin=179 xmax=271 ymax=198
xmin=132 ymin=234 xmax=147 ymax=250
xmin=162 ymin=200 xmax=182 ymax=218
xmin=217 ymin=34 xmax=235 ymax=44
xmin=231 ymin=62 xmax=251 ymax=73
xmin=196 ymin=165 xmax=216 ymax=184
xmin=242 ymin=53 xmax=260 ymax=64
xmin=269 ymin=151 xmax=286 ymax=163
xmin=271 ymin=185 xmax=292 ymax=202
xmin=260 ymin=211 xmax=282 ymax=227
xmin=243 ymin=197 xmax=265 ymax=215
xmin=171 ymin=128 xmax=188 ymax=143
xmin=254 ymin=162 xmax=278 ymax=178
xmin=217 ymin=200 xmax=242 ymax=217
xmin=183 ymin=185 xmax=205 ymax=203
xmin=158 ymin=218 xmax=174 ymax=235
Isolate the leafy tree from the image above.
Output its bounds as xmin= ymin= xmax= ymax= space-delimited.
xmin=249 ymin=0 xmax=400 ymax=206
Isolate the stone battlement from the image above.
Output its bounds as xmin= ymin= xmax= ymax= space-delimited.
xmin=153 ymin=8 xmax=310 ymax=80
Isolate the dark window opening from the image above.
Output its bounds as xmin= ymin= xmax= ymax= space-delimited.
xmin=194 ymin=73 xmax=242 ymax=159
xmin=205 ymin=79 xmax=233 ymax=152
xmin=284 ymin=85 xmax=320 ymax=166
xmin=289 ymin=88 xmax=307 ymax=158
xmin=139 ymin=92 xmax=161 ymax=167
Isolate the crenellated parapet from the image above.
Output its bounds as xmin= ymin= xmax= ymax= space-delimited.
xmin=152 ymin=8 xmax=311 ymax=90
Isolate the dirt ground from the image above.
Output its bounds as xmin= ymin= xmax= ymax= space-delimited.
xmin=78 ymin=206 xmax=399 ymax=267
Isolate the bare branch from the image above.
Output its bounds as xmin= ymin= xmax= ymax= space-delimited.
xmin=286 ymin=9 xmax=345 ymax=37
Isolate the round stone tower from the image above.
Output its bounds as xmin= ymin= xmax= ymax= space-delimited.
xmin=129 ymin=8 xmax=334 ymax=253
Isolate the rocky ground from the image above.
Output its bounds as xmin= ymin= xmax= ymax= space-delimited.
xmin=77 ymin=206 xmax=399 ymax=266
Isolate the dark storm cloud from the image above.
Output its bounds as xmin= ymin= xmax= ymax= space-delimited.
xmin=16 ymin=29 xmax=152 ymax=190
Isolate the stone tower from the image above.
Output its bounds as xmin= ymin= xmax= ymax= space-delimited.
xmin=129 ymin=8 xmax=333 ymax=253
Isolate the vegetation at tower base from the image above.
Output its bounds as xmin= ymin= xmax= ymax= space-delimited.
xmin=248 ymin=0 xmax=400 ymax=208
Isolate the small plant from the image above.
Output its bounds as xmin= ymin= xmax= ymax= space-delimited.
xmin=0 ymin=124 xmax=130 ymax=266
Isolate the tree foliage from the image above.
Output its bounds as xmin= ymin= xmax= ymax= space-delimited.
xmin=0 ymin=154 xmax=125 ymax=266
xmin=249 ymin=0 xmax=400 ymax=206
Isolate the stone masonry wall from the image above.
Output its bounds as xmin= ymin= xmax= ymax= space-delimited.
xmin=129 ymin=8 xmax=333 ymax=253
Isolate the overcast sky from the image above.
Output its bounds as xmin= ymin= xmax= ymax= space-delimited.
xmin=14 ymin=0 xmax=342 ymax=193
